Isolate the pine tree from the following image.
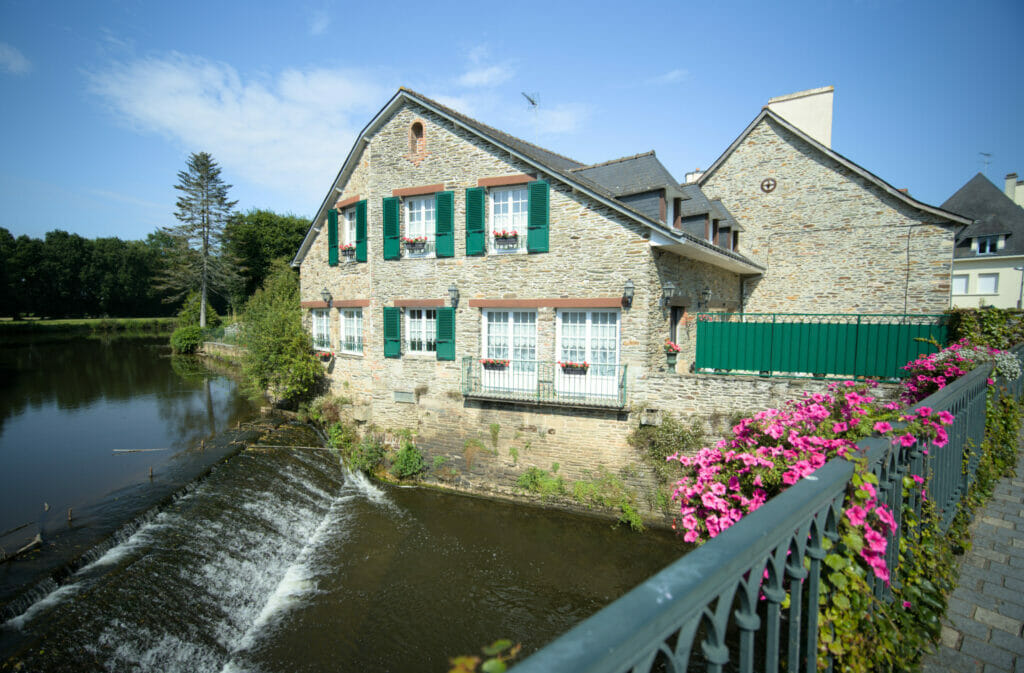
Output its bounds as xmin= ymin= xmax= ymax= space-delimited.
xmin=157 ymin=152 xmax=238 ymax=327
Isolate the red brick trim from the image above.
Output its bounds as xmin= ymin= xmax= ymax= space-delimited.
xmin=394 ymin=298 xmax=446 ymax=308
xmin=335 ymin=195 xmax=361 ymax=209
xmin=477 ymin=174 xmax=534 ymax=188
xmin=393 ymin=183 xmax=444 ymax=197
xmin=301 ymin=301 xmax=329 ymax=308
xmin=468 ymin=298 xmax=623 ymax=308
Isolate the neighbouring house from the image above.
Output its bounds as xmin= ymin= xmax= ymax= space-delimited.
xmin=697 ymin=86 xmax=970 ymax=315
xmin=290 ymin=87 xmax=963 ymax=497
xmin=1006 ymin=172 xmax=1024 ymax=209
xmin=943 ymin=173 xmax=1024 ymax=309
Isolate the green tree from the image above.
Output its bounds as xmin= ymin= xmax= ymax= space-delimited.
xmin=224 ymin=209 xmax=309 ymax=299
xmin=240 ymin=261 xmax=321 ymax=406
xmin=157 ymin=152 xmax=238 ymax=327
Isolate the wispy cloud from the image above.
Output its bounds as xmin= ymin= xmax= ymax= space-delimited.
xmin=88 ymin=189 xmax=165 ymax=211
xmin=309 ymin=10 xmax=331 ymax=36
xmin=456 ymin=45 xmax=514 ymax=88
xmin=0 ymin=42 xmax=31 ymax=76
xmin=648 ymin=69 xmax=688 ymax=85
xmin=528 ymin=102 xmax=591 ymax=136
xmin=89 ymin=54 xmax=390 ymax=206
xmin=457 ymin=64 xmax=513 ymax=88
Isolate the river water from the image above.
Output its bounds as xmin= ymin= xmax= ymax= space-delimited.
xmin=0 ymin=336 xmax=684 ymax=672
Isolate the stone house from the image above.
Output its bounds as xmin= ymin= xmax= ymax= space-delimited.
xmin=943 ymin=173 xmax=1024 ymax=309
xmin=289 ymin=87 xmax=961 ymax=497
xmin=697 ymin=86 xmax=970 ymax=315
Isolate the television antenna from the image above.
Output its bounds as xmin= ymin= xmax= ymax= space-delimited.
xmin=980 ymin=152 xmax=992 ymax=175
xmin=521 ymin=91 xmax=539 ymax=111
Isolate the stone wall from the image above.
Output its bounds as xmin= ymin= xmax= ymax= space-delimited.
xmin=701 ymin=117 xmax=956 ymax=315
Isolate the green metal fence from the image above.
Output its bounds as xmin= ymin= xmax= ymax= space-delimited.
xmin=514 ymin=345 xmax=1021 ymax=673
xmin=696 ymin=313 xmax=949 ymax=378
xmin=461 ymin=357 xmax=627 ymax=408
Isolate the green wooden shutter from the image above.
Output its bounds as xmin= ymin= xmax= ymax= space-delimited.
xmin=327 ymin=209 xmax=339 ymax=266
xmin=435 ymin=191 xmax=454 ymax=258
xmin=527 ymin=180 xmax=549 ymax=253
xmin=383 ymin=306 xmax=401 ymax=358
xmin=355 ymin=200 xmax=368 ymax=262
xmin=382 ymin=197 xmax=400 ymax=260
xmin=465 ymin=187 xmax=485 ymax=255
xmin=436 ymin=307 xmax=455 ymax=361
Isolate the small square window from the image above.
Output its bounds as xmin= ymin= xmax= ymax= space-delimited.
xmin=977 ymin=236 xmax=998 ymax=255
xmin=978 ymin=273 xmax=999 ymax=294
xmin=951 ymin=275 xmax=968 ymax=295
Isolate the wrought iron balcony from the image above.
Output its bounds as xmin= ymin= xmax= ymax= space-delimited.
xmin=461 ymin=357 xmax=627 ymax=409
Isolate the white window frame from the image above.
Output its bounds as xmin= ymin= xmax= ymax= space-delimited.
xmin=977 ymin=273 xmax=999 ymax=294
xmin=340 ymin=207 xmax=357 ymax=261
xmin=339 ymin=308 xmax=363 ymax=355
xmin=951 ymin=274 xmax=968 ymax=295
xmin=976 ymin=236 xmax=998 ymax=255
xmin=404 ymin=195 xmax=435 ymax=258
xmin=481 ymin=310 xmax=538 ymax=392
xmin=405 ymin=308 xmax=437 ymax=354
xmin=312 ymin=309 xmax=331 ymax=350
xmin=555 ymin=309 xmax=620 ymax=398
xmin=489 ymin=185 xmax=528 ymax=254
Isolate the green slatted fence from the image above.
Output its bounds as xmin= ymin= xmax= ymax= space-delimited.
xmin=695 ymin=313 xmax=948 ymax=378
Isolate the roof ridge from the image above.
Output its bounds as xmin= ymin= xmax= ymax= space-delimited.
xmin=399 ymin=87 xmax=584 ymax=168
xmin=570 ymin=151 xmax=657 ymax=172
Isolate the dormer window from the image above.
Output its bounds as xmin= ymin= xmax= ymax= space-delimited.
xmin=976 ymin=235 xmax=998 ymax=255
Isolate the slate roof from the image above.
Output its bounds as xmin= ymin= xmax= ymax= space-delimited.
xmin=942 ymin=173 xmax=1024 ymax=258
xmin=292 ymin=88 xmax=763 ymax=273
xmin=570 ymin=152 xmax=678 ymax=197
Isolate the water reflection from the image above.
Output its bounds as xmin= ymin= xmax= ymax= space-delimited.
xmin=0 ymin=336 xmax=256 ymax=554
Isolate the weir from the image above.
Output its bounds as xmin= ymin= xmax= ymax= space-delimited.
xmin=1 ymin=422 xmax=681 ymax=672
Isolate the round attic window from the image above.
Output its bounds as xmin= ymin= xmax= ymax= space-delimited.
xmin=761 ymin=178 xmax=777 ymax=193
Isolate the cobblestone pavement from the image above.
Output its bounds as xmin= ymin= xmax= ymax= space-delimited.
xmin=920 ymin=445 xmax=1024 ymax=673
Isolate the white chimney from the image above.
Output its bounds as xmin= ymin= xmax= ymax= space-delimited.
xmin=1007 ymin=173 xmax=1019 ymax=198
xmin=767 ymin=86 xmax=834 ymax=148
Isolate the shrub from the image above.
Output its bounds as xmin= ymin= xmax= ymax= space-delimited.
xmin=170 ymin=324 xmax=203 ymax=354
xmin=240 ymin=262 xmax=321 ymax=405
xmin=516 ymin=465 xmax=565 ymax=500
xmin=628 ymin=414 xmax=706 ymax=481
xmin=391 ymin=437 xmax=425 ymax=479
xmin=348 ymin=436 xmax=386 ymax=474
xmin=572 ymin=466 xmax=644 ymax=531
xmin=177 ymin=290 xmax=222 ymax=328
xmin=310 ymin=395 xmax=351 ymax=426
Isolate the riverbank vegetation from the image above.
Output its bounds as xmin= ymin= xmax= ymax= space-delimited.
xmin=0 ymin=316 xmax=176 ymax=335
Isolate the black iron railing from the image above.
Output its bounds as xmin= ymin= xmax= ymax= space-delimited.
xmin=461 ymin=357 xmax=627 ymax=408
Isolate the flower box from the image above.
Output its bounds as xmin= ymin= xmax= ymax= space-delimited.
xmin=481 ymin=358 xmax=509 ymax=370
xmin=493 ymin=231 xmax=519 ymax=250
xmin=316 ymin=350 xmax=333 ymax=362
xmin=559 ymin=361 xmax=589 ymax=374
xmin=403 ymin=237 xmax=428 ymax=253
xmin=340 ymin=245 xmax=356 ymax=257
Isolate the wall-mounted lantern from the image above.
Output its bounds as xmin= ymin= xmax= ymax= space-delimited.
xmin=448 ymin=283 xmax=460 ymax=309
xmin=699 ymin=285 xmax=712 ymax=311
xmin=320 ymin=287 xmax=332 ymax=308
xmin=623 ymin=279 xmax=635 ymax=308
xmin=661 ymin=280 xmax=676 ymax=317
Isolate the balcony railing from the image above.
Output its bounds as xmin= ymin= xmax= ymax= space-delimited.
xmin=312 ymin=335 xmax=331 ymax=350
xmin=461 ymin=357 xmax=627 ymax=408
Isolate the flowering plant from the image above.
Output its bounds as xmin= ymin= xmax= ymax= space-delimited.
xmin=339 ymin=243 xmax=356 ymax=252
xmin=558 ymin=360 xmax=589 ymax=370
xmin=315 ymin=350 xmax=333 ymax=360
xmin=664 ymin=339 xmax=681 ymax=354
xmin=493 ymin=229 xmax=518 ymax=239
xmin=402 ymin=236 xmax=428 ymax=244
xmin=480 ymin=358 xmax=509 ymax=367
xmin=901 ymin=338 xmax=1020 ymax=404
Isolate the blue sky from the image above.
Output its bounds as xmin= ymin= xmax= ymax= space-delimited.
xmin=1 ymin=0 xmax=1021 ymax=241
